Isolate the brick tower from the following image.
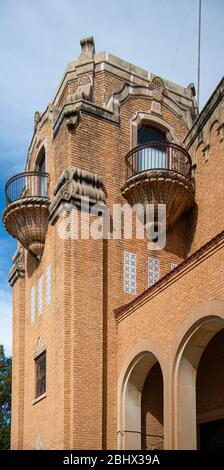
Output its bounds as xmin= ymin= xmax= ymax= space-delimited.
xmin=3 ymin=37 xmax=224 ymax=449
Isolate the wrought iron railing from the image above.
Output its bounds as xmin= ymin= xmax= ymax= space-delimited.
xmin=117 ymin=429 xmax=164 ymax=450
xmin=5 ymin=171 xmax=49 ymax=206
xmin=125 ymin=141 xmax=192 ymax=180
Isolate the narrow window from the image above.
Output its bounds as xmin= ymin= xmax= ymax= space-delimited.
xmin=38 ymin=276 xmax=43 ymax=315
xmin=31 ymin=285 xmax=35 ymax=323
xmin=35 ymin=352 xmax=46 ymax=398
xmin=35 ymin=147 xmax=46 ymax=197
xmin=148 ymin=257 xmax=160 ymax=287
xmin=46 ymin=264 xmax=51 ymax=306
xmin=124 ymin=251 xmax=136 ymax=294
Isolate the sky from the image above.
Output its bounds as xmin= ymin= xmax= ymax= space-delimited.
xmin=0 ymin=0 xmax=223 ymax=356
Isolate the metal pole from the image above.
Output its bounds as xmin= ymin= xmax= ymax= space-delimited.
xmin=197 ymin=0 xmax=202 ymax=109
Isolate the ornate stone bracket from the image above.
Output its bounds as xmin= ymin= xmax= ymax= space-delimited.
xmin=8 ymin=246 xmax=25 ymax=287
xmin=49 ymin=167 xmax=106 ymax=224
xmin=66 ymin=109 xmax=81 ymax=130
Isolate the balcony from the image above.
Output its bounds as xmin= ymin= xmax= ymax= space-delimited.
xmin=3 ymin=171 xmax=50 ymax=259
xmin=121 ymin=142 xmax=195 ymax=233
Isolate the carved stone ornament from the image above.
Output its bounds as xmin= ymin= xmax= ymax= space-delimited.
xmin=68 ymin=75 xmax=92 ymax=102
xmin=34 ymin=111 xmax=42 ymax=131
xmin=148 ymin=77 xmax=166 ymax=102
xmin=66 ymin=110 xmax=81 ymax=130
xmin=35 ymin=336 xmax=46 ymax=358
xmin=79 ymin=36 xmax=95 ymax=59
xmin=49 ymin=167 xmax=106 ymax=224
xmin=8 ymin=246 xmax=25 ymax=287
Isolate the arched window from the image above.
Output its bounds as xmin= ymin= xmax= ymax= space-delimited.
xmin=138 ymin=125 xmax=166 ymax=145
xmin=35 ymin=147 xmax=47 ymax=197
xmin=35 ymin=147 xmax=46 ymax=173
xmin=137 ymin=124 xmax=167 ymax=172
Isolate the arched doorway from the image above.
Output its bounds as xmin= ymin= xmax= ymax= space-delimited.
xmin=119 ymin=351 xmax=164 ymax=449
xmin=141 ymin=362 xmax=164 ymax=450
xmin=196 ymin=328 xmax=224 ymax=449
xmin=174 ymin=315 xmax=224 ymax=449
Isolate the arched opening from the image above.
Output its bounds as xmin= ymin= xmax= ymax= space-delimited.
xmin=138 ymin=125 xmax=166 ymax=146
xmin=35 ymin=146 xmax=46 ymax=173
xmin=196 ymin=329 xmax=224 ymax=449
xmin=141 ymin=362 xmax=164 ymax=450
xmin=35 ymin=147 xmax=47 ymax=197
xmin=120 ymin=352 xmax=164 ymax=449
xmin=137 ymin=124 xmax=167 ymax=172
xmin=175 ymin=316 xmax=224 ymax=449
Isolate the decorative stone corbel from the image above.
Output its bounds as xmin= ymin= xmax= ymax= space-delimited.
xmin=66 ymin=110 xmax=81 ymax=130
xmin=8 ymin=246 xmax=25 ymax=287
xmin=49 ymin=167 xmax=106 ymax=224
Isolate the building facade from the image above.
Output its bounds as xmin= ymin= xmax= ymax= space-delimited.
xmin=3 ymin=37 xmax=224 ymax=450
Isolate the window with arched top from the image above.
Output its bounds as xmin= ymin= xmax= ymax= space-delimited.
xmin=35 ymin=147 xmax=46 ymax=173
xmin=35 ymin=147 xmax=47 ymax=197
xmin=138 ymin=124 xmax=166 ymax=145
xmin=137 ymin=124 xmax=167 ymax=172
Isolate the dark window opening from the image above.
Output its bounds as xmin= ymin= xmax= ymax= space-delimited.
xmin=137 ymin=125 xmax=167 ymax=172
xmin=35 ymin=148 xmax=47 ymax=196
xmin=198 ymin=419 xmax=224 ymax=449
xmin=138 ymin=125 xmax=166 ymax=145
xmin=35 ymin=351 xmax=46 ymax=398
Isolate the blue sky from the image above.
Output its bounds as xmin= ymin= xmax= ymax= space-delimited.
xmin=0 ymin=0 xmax=223 ymax=356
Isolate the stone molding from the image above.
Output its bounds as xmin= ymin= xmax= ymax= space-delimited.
xmin=49 ymin=167 xmax=106 ymax=224
xmin=53 ymin=80 xmax=193 ymax=137
xmin=131 ymin=112 xmax=181 ymax=148
xmin=34 ymin=336 xmax=46 ymax=358
xmin=53 ymin=100 xmax=119 ymax=137
xmin=8 ymin=246 xmax=25 ymax=287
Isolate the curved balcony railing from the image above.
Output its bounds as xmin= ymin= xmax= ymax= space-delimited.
xmin=5 ymin=171 xmax=50 ymax=206
xmin=125 ymin=142 xmax=192 ymax=180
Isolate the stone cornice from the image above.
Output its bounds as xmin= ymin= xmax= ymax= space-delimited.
xmin=49 ymin=167 xmax=106 ymax=224
xmin=53 ymin=81 xmax=194 ymax=137
xmin=114 ymin=228 xmax=224 ymax=322
xmin=8 ymin=247 xmax=25 ymax=287
xmin=52 ymin=51 xmax=194 ymax=107
xmin=184 ymin=76 xmax=224 ymax=150
xmin=53 ymin=100 xmax=119 ymax=137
